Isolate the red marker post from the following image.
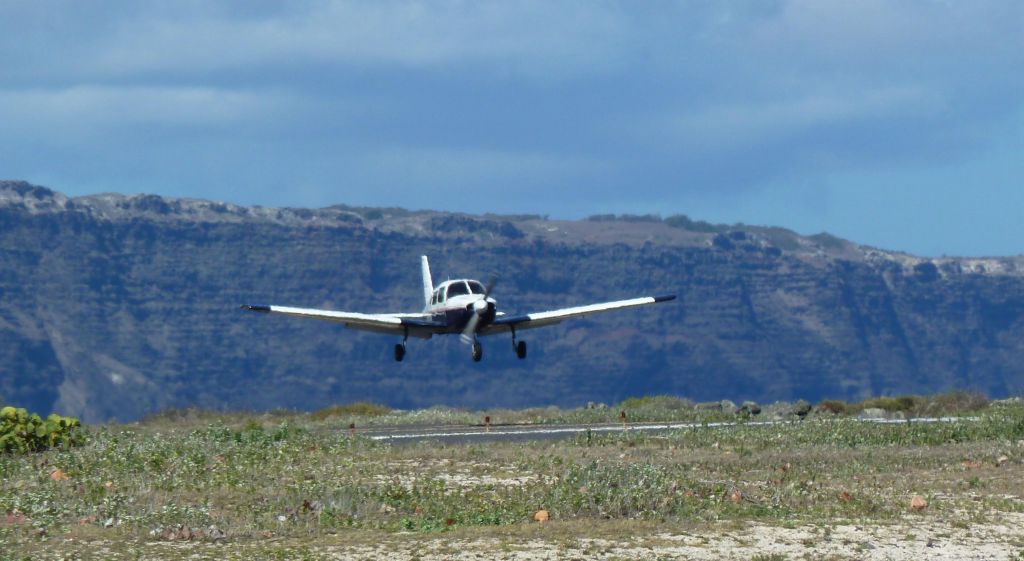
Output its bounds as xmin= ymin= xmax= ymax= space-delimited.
xmin=484 ymin=415 xmax=491 ymax=433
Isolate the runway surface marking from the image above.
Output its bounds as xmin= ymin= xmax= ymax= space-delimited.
xmin=359 ymin=416 xmax=974 ymax=444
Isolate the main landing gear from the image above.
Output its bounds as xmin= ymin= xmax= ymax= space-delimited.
xmin=469 ymin=338 xmax=526 ymax=362
xmin=512 ymin=327 xmax=527 ymax=360
xmin=470 ymin=330 xmax=527 ymax=362
xmin=394 ymin=329 xmax=408 ymax=362
xmin=396 ymin=329 xmax=528 ymax=363
xmin=515 ymin=340 xmax=527 ymax=359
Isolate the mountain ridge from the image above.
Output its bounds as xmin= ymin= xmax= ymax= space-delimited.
xmin=2 ymin=180 xmax=1022 ymax=421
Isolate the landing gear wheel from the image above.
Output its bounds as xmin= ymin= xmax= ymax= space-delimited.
xmin=394 ymin=343 xmax=406 ymax=362
xmin=472 ymin=342 xmax=483 ymax=362
xmin=515 ymin=340 xmax=527 ymax=359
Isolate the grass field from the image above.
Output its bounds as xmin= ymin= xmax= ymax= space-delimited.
xmin=2 ymin=397 xmax=1024 ymax=560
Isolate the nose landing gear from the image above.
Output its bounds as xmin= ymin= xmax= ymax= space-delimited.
xmin=471 ymin=341 xmax=483 ymax=362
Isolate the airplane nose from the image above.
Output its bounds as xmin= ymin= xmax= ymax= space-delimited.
xmin=472 ymin=299 xmax=488 ymax=314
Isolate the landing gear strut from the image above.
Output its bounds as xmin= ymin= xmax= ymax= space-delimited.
xmin=394 ymin=328 xmax=408 ymax=362
xmin=512 ymin=327 xmax=527 ymax=359
xmin=472 ymin=341 xmax=483 ymax=362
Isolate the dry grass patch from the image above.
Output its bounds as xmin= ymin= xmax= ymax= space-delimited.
xmin=2 ymin=404 xmax=1024 ymax=560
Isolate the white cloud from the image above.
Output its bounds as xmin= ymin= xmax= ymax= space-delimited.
xmin=743 ymin=0 xmax=1022 ymax=60
xmin=0 ymin=85 xmax=311 ymax=136
xmin=355 ymin=146 xmax=608 ymax=196
xmin=6 ymin=1 xmax=629 ymax=82
xmin=655 ymin=85 xmax=948 ymax=150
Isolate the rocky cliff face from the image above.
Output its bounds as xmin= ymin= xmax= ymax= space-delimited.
xmin=2 ymin=180 xmax=1023 ymax=421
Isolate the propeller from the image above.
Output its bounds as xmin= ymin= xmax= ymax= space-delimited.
xmin=460 ymin=275 xmax=497 ymax=344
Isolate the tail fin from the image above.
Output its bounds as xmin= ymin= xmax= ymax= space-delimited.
xmin=421 ymin=255 xmax=433 ymax=310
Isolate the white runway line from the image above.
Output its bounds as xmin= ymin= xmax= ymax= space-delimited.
xmin=366 ymin=416 xmax=977 ymax=442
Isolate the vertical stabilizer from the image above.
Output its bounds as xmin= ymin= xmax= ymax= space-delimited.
xmin=421 ymin=255 xmax=433 ymax=310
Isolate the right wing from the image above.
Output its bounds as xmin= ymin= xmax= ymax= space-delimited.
xmin=482 ymin=294 xmax=675 ymax=335
xmin=241 ymin=305 xmax=444 ymax=339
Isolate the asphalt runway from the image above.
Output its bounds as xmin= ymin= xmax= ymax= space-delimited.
xmin=355 ymin=416 xmax=972 ymax=446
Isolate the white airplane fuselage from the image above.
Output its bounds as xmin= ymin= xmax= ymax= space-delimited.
xmin=424 ymin=279 xmax=498 ymax=333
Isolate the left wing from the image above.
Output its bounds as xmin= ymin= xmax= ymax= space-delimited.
xmin=482 ymin=294 xmax=675 ymax=335
xmin=241 ymin=305 xmax=444 ymax=338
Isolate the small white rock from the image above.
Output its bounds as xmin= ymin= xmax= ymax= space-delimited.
xmin=207 ymin=525 xmax=226 ymax=541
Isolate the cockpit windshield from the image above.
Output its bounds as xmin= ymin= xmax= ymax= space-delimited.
xmin=468 ymin=281 xmax=485 ymax=295
xmin=445 ymin=281 xmax=470 ymax=298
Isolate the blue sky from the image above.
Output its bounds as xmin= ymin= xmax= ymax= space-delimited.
xmin=1 ymin=1 xmax=1021 ymax=256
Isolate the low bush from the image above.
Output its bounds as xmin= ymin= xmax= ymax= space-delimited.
xmin=310 ymin=401 xmax=392 ymax=421
xmin=816 ymin=399 xmax=848 ymax=415
xmin=927 ymin=390 xmax=989 ymax=415
xmin=618 ymin=395 xmax=693 ymax=411
xmin=854 ymin=395 xmax=925 ymax=415
xmin=849 ymin=392 xmax=990 ymax=418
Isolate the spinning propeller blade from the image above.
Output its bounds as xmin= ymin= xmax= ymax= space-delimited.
xmin=459 ymin=275 xmax=497 ymax=344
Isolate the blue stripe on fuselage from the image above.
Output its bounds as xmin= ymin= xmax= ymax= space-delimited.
xmin=426 ymin=306 xmax=473 ymax=333
xmin=426 ymin=303 xmax=496 ymax=334
xmin=493 ymin=314 xmax=531 ymax=325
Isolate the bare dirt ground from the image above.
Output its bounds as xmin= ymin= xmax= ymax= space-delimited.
xmin=47 ymin=514 xmax=1024 ymax=561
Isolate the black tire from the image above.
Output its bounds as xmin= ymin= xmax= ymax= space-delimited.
xmin=516 ymin=340 xmax=527 ymax=359
xmin=394 ymin=344 xmax=405 ymax=362
xmin=472 ymin=342 xmax=483 ymax=362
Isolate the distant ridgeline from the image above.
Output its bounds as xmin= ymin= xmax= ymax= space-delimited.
xmin=2 ymin=180 xmax=1023 ymax=422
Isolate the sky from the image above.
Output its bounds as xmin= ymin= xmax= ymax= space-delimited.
xmin=1 ymin=1 xmax=1021 ymax=257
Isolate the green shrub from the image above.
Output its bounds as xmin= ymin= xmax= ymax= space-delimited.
xmin=664 ymin=214 xmax=724 ymax=233
xmin=816 ymin=399 xmax=848 ymax=415
xmin=0 ymin=406 xmax=83 ymax=454
xmin=310 ymin=401 xmax=392 ymax=421
xmin=927 ymin=390 xmax=989 ymax=415
xmin=618 ymin=395 xmax=693 ymax=411
xmin=855 ymin=395 xmax=925 ymax=414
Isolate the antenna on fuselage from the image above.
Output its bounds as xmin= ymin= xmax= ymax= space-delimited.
xmin=421 ymin=255 xmax=433 ymax=310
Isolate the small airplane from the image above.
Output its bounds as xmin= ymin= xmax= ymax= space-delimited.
xmin=242 ymin=256 xmax=675 ymax=362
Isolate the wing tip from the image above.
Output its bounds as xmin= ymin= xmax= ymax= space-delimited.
xmin=653 ymin=294 xmax=677 ymax=303
xmin=241 ymin=304 xmax=272 ymax=312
